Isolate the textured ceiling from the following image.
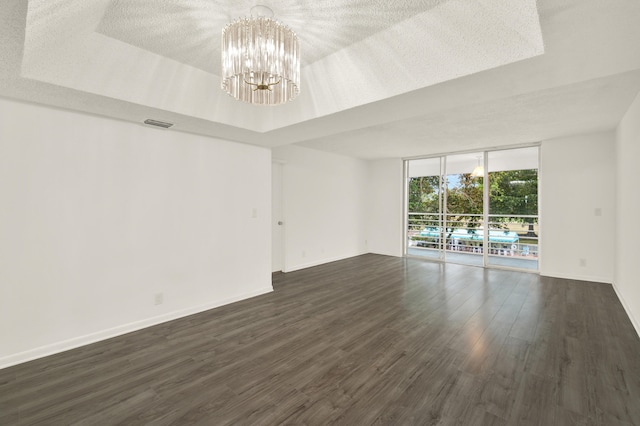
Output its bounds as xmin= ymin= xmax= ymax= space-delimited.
xmin=17 ymin=0 xmax=544 ymax=132
xmin=298 ymin=71 xmax=640 ymax=159
xmin=97 ymin=0 xmax=448 ymax=73
xmin=1 ymin=0 xmax=640 ymax=159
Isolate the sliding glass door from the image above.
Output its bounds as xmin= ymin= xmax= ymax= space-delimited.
xmin=443 ymin=152 xmax=485 ymax=267
xmin=405 ymin=146 xmax=539 ymax=271
xmin=406 ymin=157 xmax=444 ymax=260
xmin=486 ymin=148 xmax=539 ymax=270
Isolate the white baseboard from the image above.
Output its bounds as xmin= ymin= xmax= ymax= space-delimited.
xmin=369 ymin=249 xmax=403 ymax=258
xmin=0 ymin=286 xmax=273 ymax=370
xmin=283 ymin=251 xmax=368 ymax=273
xmin=612 ymin=281 xmax=640 ymax=339
xmin=539 ymin=271 xmax=613 ymax=284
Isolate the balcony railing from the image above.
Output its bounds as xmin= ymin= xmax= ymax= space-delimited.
xmin=407 ymin=212 xmax=538 ymax=258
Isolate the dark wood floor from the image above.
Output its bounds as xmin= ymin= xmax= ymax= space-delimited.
xmin=2 ymin=254 xmax=640 ymax=425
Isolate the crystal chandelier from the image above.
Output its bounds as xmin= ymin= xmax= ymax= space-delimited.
xmin=221 ymin=5 xmax=300 ymax=106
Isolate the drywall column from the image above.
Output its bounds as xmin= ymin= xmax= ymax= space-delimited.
xmin=615 ymin=91 xmax=640 ymax=335
xmin=539 ymin=131 xmax=615 ymax=283
xmin=367 ymin=159 xmax=404 ymax=257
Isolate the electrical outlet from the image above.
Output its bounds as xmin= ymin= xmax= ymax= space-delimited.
xmin=302 ymin=250 xmax=306 ymax=258
xmin=251 ymin=208 xmax=258 ymax=218
xmin=579 ymin=258 xmax=586 ymax=267
xmin=154 ymin=293 xmax=164 ymax=305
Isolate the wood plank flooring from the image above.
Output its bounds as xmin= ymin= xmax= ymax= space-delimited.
xmin=1 ymin=254 xmax=640 ymax=425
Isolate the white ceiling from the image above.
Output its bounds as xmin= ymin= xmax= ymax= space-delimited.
xmin=1 ymin=0 xmax=640 ymax=160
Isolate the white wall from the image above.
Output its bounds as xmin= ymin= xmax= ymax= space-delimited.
xmin=367 ymin=159 xmax=404 ymax=257
xmin=615 ymin=91 xmax=640 ymax=335
xmin=540 ymin=131 xmax=615 ymax=283
xmin=302 ymin=135 xmax=616 ymax=282
xmin=0 ymin=98 xmax=272 ymax=368
xmin=272 ymin=145 xmax=368 ymax=272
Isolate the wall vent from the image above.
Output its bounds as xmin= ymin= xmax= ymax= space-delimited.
xmin=143 ymin=119 xmax=173 ymax=129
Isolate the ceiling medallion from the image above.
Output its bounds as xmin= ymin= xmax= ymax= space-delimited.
xmin=221 ymin=5 xmax=300 ymax=106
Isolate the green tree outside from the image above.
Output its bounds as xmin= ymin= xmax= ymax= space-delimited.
xmin=408 ymin=169 xmax=538 ymax=236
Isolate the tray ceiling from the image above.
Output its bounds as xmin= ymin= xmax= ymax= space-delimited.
xmin=2 ymin=0 xmax=640 ymax=159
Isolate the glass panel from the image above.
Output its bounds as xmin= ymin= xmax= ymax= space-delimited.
xmin=487 ymin=147 xmax=539 ymax=270
xmin=407 ymin=158 xmax=443 ymax=260
xmin=444 ymin=152 xmax=484 ymax=266
xmin=405 ymin=147 xmax=539 ymax=273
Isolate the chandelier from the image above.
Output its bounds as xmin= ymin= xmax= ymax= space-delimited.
xmin=471 ymin=156 xmax=484 ymax=178
xmin=221 ymin=5 xmax=300 ymax=106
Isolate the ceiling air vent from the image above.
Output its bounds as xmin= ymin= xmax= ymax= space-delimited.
xmin=143 ymin=119 xmax=173 ymax=129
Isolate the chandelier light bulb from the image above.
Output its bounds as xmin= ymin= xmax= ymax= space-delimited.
xmin=471 ymin=156 xmax=484 ymax=178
